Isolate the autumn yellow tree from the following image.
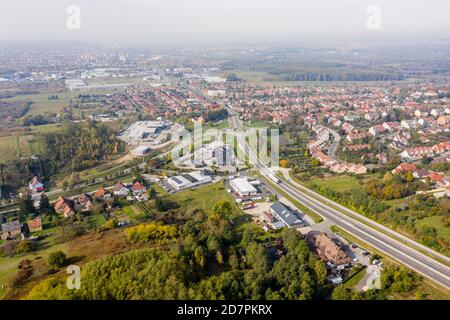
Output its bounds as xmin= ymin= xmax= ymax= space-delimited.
xmin=279 ymin=159 xmax=289 ymax=168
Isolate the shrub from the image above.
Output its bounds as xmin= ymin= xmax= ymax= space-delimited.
xmin=126 ymin=223 xmax=178 ymax=244
xmin=48 ymin=251 xmax=68 ymax=269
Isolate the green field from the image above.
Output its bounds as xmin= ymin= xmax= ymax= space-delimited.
xmin=416 ymin=216 xmax=450 ymax=243
xmin=1 ymin=88 xmax=124 ymax=117
xmin=0 ymin=242 xmax=68 ymax=299
xmin=313 ymin=175 xmax=362 ymax=193
xmin=163 ymin=183 xmax=239 ymax=215
xmin=0 ymin=124 xmax=61 ymax=163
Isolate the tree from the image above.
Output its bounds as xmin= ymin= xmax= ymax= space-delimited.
xmin=92 ymin=202 xmax=105 ymax=215
xmin=155 ymin=197 xmax=164 ymax=212
xmin=310 ymin=158 xmax=320 ymax=167
xmin=313 ymin=260 xmax=328 ymax=286
xmin=39 ymin=194 xmax=52 ymax=214
xmin=211 ymin=200 xmax=233 ymax=220
xmin=0 ymin=163 xmax=5 ymax=189
xmin=332 ymin=285 xmax=355 ymax=300
xmin=279 ymin=159 xmax=289 ymax=168
xmin=18 ymin=193 xmax=35 ymax=220
xmin=48 ymin=251 xmax=67 ymax=269
xmin=148 ymin=187 xmax=157 ymax=199
xmin=405 ymin=171 xmax=414 ymax=183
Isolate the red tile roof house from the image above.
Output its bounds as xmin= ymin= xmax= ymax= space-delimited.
xmin=28 ymin=176 xmax=44 ymax=192
xmin=131 ymin=181 xmax=147 ymax=195
xmin=433 ymin=141 xmax=450 ymax=155
xmin=399 ymin=147 xmax=435 ymax=161
xmin=94 ymin=187 xmax=111 ymax=199
xmin=54 ymin=196 xmax=75 ymax=218
xmin=427 ymin=172 xmax=445 ymax=184
xmin=26 ymin=217 xmax=43 ymax=233
xmin=392 ymin=163 xmax=417 ymax=175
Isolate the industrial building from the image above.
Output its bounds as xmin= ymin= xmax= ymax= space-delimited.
xmin=118 ymin=120 xmax=171 ymax=144
xmin=131 ymin=145 xmax=152 ymax=156
xmin=166 ymin=171 xmax=212 ymax=191
xmin=229 ymin=177 xmax=258 ymax=197
xmin=270 ymin=201 xmax=304 ymax=228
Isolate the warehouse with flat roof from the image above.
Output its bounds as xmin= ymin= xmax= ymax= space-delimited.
xmin=270 ymin=201 xmax=304 ymax=228
xmin=229 ymin=177 xmax=258 ymax=197
xmin=166 ymin=171 xmax=212 ymax=191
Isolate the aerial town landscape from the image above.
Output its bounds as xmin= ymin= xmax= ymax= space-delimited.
xmin=0 ymin=0 xmax=449 ymax=308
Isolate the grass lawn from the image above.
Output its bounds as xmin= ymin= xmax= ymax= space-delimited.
xmin=0 ymin=242 xmax=68 ymax=299
xmin=0 ymin=123 xmax=61 ymax=162
xmin=1 ymin=88 xmax=125 ymax=118
xmin=416 ymin=215 xmax=450 ymax=243
xmin=343 ymin=266 xmax=367 ymax=288
xmin=0 ymin=136 xmax=19 ymax=163
xmin=152 ymin=183 xmax=168 ymax=196
xmin=164 ymin=183 xmax=239 ymax=215
xmin=115 ymin=205 xmax=136 ymax=218
xmin=313 ymin=175 xmax=362 ymax=193
xmin=88 ymin=215 xmax=107 ymax=229
xmin=206 ymin=119 xmax=229 ymax=131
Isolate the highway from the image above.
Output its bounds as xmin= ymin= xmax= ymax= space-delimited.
xmin=228 ymin=110 xmax=450 ymax=290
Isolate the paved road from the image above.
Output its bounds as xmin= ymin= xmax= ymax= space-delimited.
xmin=228 ymin=110 xmax=450 ymax=290
xmin=326 ymin=127 xmax=340 ymax=159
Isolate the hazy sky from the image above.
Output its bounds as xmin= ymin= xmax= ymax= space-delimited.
xmin=0 ymin=0 xmax=449 ymax=45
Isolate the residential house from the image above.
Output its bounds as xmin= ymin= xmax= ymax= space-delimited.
xmin=382 ymin=121 xmax=401 ymax=132
xmin=28 ymin=176 xmax=44 ymax=193
xmin=54 ymin=196 xmax=75 ymax=218
xmin=437 ymin=115 xmax=450 ymax=126
xmin=26 ymin=217 xmax=43 ymax=233
xmin=376 ymin=153 xmax=388 ymax=164
xmin=399 ymin=146 xmax=435 ymax=161
xmin=94 ymin=187 xmax=110 ymax=200
xmin=345 ymin=144 xmax=371 ymax=152
xmin=392 ymin=163 xmax=417 ymax=175
xmin=113 ymin=182 xmax=129 ymax=197
xmin=0 ymin=220 xmax=22 ymax=240
xmin=433 ymin=141 xmax=450 ymax=155
xmin=310 ymin=232 xmax=351 ymax=266
xmin=74 ymin=193 xmax=93 ymax=212
xmin=369 ymin=124 xmax=386 ymax=137
xmin=346 ymin=132 xmax=370 ymax=143
xmin=131 ymin=181 xmax=147 ymax=195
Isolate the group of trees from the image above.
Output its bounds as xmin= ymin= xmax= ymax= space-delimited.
xmin=26 ymin=228 xmax=332 ymax=300
xmin=366 ymin=172 xmax=415 ymax=201
xmin=24 ymin=194 xmax=335 ymax=300
xmin=16 ymin=192 xmax=53 ymax=222
xmin=308 ymin=182 xmax=388 ymax=219
xmin=380 ymin=195 xmax=450 ymax=255
xmin=280 ymin=70 xmax=404 ymax=82
xmin=40 ymin=121 xmax=125 ymax=172
xmin=205 ymin=108 xmax=228 ymax=123
xmin=126 ymin=223 xmax=178 ymax=244
xmin=19 ymin=114 xmax=54 ymax=126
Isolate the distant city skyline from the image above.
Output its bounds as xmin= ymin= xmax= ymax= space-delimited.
xmin=0 ymin=0 xmax=449 ymax=45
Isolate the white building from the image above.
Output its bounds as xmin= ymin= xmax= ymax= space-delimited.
xmin=229 ymin=178 xmax=258 ymax=197
xmin=167 ymin=175 xmax=192 ymax=190
xmin=132 ymin=145 xmax=151 ymax=156
xmin=167 ymin=171 xmax=212 ymax=191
